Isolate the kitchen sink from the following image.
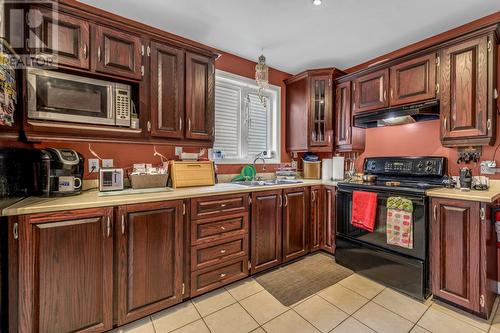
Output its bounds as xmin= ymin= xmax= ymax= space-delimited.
xmin=232 ymin=179 xmax=303 ymax=187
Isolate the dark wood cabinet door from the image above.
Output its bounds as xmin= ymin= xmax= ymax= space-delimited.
xmin=390 ymin=53 xmax=436 ymax=106
xmin=309 ymin=75 xmax=333 ymax=149
xmin=29 ymin=8 xmax=90 ymax=69
xmin=335 ymin=81 xmax=352 ymax=147
xmin=440 ymin=36 xmax=492 ymax=145
xmin=353 ymin=68 xmax=389 ymax=113
xmin=250 ymin=190 xmax=282 ymax=274
xmin=116 ymin=201 xmax=184 ymax=325
xmin=185 ymin=52 xmax=215 ymax=141
xmin=283 ymin=187 xmax=308 ymax=262
xmin=309 ymin=186 xmax=322 ymax=252
xmin=94 ymin=25 xmax=142 ymax=79
xmin=18 ymin=208 xmax=114 ymax=333
xmin=430 ymin=198 xmax=480 ymax=312
xmin=285 ymin=78 xmax=309 ymax=152
xmin=150 ymin=42 xmax=185 ymax=138
xmin=322 ymin=186 xmax=336 ymax=253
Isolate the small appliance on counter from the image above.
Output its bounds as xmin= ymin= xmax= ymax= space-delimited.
xmin=99 ymin=168 xmax=124 ymax=192
xmin=41 ymin=148 xmax=84 ymax=196
xmin=0 ymin=148 xmax=45 ymax=199
xmin=459 ymin=167 xmax=473 ymax=190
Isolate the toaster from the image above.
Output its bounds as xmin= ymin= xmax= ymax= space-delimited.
xmin=99 ymin=168 xmax=124 ymax=191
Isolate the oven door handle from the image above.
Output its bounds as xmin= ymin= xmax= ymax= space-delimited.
xmin=337 ymin=187 xmax=426 ymax=205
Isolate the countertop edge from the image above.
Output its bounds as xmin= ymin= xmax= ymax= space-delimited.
xmin=2 ymin=180 xmax=338 ymax=217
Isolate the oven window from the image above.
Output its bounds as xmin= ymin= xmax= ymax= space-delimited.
xmin=36 ymin=76 xmax=108 ymax=117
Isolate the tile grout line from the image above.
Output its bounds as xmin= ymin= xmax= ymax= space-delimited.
xmin=190 ymin=299 xmax=215 ymax=333
xmin=236 ymin=291 xmax=290 ymax=328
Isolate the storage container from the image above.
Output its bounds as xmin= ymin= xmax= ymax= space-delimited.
xmin=170 ymin=161 xmax=215 ymax=188
xmin=303 ymin=160 xmax=321 ymax=179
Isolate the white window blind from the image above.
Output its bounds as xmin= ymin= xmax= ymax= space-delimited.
xmin=213 ymin=70 xmax=280 ymax=164
xmin=214 ymin=82 xmax=241 ymax=159
xmin=246 ymin=93 xmax=269 ymax=157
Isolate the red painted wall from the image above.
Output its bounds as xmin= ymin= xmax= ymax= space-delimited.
xmin=34 ymin=52 xmax=292 ymax=178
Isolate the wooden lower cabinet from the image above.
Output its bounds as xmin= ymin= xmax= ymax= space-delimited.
xmin=430 ymin=198 xmax=497 ymax=318
xmin=15 ymin=208 xmax=114 ymax=333
xmin=310 ymin=186 xmax=323 ymax=252
xmin=322 ymin=186 xmax=336 ymax=253
xmin=115 ymin=201 xmax=184 ymax=325
xmin=283 ymin=187 xmax=308 ymax=262
xmin=250 ymin=189 xmax=283 ymax=274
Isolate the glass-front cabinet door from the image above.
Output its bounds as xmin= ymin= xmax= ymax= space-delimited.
xmin=309 ymin=75 xmax=333 ymax=150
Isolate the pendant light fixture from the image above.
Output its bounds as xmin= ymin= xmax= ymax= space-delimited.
xmin=312 ymin=0 xmax=322 ymax=6
xmin=255 ymin=49 xmax=269 ymax=107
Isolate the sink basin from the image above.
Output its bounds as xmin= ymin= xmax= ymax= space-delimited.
xmin=232 ymin=179 xmax=303 ymax=187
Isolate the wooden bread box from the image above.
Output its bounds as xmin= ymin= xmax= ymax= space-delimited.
xmin=170 ymin=161 xmax=215 ymax=188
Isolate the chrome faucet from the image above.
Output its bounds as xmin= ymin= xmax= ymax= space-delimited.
xmin=253 ymin=151 xmax=267 ymax=179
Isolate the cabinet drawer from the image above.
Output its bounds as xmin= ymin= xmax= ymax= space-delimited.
xmin=191 ymin=213 xmax=248 ymax=244
xmin=192 ymin=234 xmax=248 ymax=271
xmin=191 ymin=256 xmax=248 ymax=297
xmin=191 ymin=194 xmax=249 ymax=220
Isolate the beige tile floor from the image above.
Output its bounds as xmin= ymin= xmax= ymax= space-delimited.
xmin=110 ymin=273 xmax=500 ymax=333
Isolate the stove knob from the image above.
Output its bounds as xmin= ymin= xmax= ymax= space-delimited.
xmin=426 ymin=166 xmax=433 ymax=173
xmin=426 ymin=160 xmax=433 ymax=166
xmin=417 ymin=162 xmax=423 ymax=169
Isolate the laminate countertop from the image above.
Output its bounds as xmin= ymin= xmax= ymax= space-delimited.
xmin=1 ymin=179 xmax=338 ymax=217
xmin=426 ymin=180 xmax=500 ymax=203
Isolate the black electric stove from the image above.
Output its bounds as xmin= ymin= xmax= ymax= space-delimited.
xmin=335 ymin=156 xmax=446 ymax=300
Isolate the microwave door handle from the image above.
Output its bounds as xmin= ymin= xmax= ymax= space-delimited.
xmin=108 ymin=85 xmax=115 ymax=124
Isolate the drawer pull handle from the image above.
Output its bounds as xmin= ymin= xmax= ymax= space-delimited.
xmin=220 ymin=249 xmax=226 ymax=254
xmin=220 ymin=226 xmax=226 ymax=230
xmin=220 ymin=203 xmax=227 ymax=208
xmin=220 ymin=273 xmax=226 ymax=278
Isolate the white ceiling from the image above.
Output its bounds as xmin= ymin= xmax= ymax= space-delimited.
xmin=79 ymin=0 xmax=500 ymax=74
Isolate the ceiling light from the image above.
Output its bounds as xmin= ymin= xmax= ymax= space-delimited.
xmin=312 ymin=0 xmax=322 ymax=6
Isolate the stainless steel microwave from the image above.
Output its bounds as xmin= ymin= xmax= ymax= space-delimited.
xmin=27 ymin=68 xmax=131 ymax=127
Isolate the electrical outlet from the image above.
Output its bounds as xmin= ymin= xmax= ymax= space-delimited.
xmin=102 ymin=159 xmax=114 ymax=168
xmin=88 ymin=159 xmax=100 ymax=173
xmin=175 ymin=147 xmax=183 ymax=156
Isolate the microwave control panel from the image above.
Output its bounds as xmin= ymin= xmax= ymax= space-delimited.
xmin=115 ymin=86 xmax=131 ymax=127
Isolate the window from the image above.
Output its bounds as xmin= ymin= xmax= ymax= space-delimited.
xmin=213 ymin=70 xmax=281 ymax=164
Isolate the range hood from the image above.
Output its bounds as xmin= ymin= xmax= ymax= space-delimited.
xmin=354 ymin=100 xmax=440 ymax=128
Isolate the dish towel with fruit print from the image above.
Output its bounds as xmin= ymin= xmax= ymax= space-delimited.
xmin=386 ymin=197 xmax=413 ymax=249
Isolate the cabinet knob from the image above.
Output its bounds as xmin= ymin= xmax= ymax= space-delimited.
xmin=220 ymin=226 xmax=226 ymax=231
xmin=220 ymin=249 xmax=226 ymax=254
xmin=220 ymin=203 xmax=227 ymax=208
xmin=220 ymin=273 xmax=226 ymax=278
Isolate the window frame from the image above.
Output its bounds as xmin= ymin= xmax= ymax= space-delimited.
xmin=213 ymin=69 xmax=281 ymax=164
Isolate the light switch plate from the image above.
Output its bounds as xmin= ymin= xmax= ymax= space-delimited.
xmin=102 ymin=159 xmax=114 ymax=168
xmin=88 ymin=159 xmax=100 ymax=173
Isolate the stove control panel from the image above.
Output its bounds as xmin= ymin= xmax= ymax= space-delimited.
xmin=364 ymin=157 xmax=446 ymax=177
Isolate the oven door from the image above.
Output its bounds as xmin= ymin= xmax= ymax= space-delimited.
xmin=27 ymin=68 xmax=115 ymax=126
xmin=336 ymin=187 xmax=427 ymax=260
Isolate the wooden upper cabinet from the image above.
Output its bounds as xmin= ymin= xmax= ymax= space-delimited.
xmin=250 ymin=190 xmax=282 ymax=274
xmin=440 ymin=35 xmax=495 ymax=146
xmin=390 ymin=53 xmax=436 ymax=106
xmin=29 ymin=8 xmax=90 ymax=69
xmin=430 ymin=198 xmax=480 ymax=312
xmin=353 ymin=68 xmax=389 ymax=113
xmin=309 ymin=75 xmax=333 ymax=149
xmin=185 ymin=52 xmax=215 ymax=141
xmin=150 ymin=42 xmax=185 ymax=138
xmin=335 ymin=81 xmax=365 ymax=152
xmin=94 ymin=25 xmax=142 ymax=80
xmin=282 ymin=187 xmax=308 ymax=262
xmin=18 ymin=208 xmax=114 ymax=333
xmin=286 ymin=76 xmax=309 ymax=152
xmin=116 ymin=201 xmax=184 ymax=325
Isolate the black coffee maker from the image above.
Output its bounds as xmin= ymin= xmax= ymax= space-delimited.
xmin=41 ymin=148 xmax=85 ymax=196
